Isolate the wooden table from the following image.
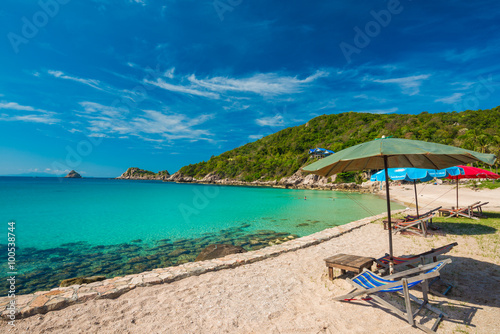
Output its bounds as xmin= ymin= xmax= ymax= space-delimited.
xmin=324 ymin=254 xmax=375 ymax=279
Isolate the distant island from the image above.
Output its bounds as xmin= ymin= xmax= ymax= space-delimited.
xmin=65 ymin=170 xmax=82 ymax=178
xmin=117 ymin=167 xmax=170 ymax=180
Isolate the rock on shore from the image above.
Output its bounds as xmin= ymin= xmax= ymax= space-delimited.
xmin=117 ymin=167 xmax=383 ymax=193
xmin=166 ymin=170 xmax=379 ymax=193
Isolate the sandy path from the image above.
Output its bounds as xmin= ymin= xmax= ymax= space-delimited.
xmin=3 ymin=215 xmax=499 ymax=334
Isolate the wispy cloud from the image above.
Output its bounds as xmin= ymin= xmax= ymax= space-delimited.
xmin=0 ymin=101 xmax=59 ymax=124
xmin=372 ymin=74 xmax=431 ymax=96
xmin=248 ymin=134 xmax=264 ymax=140
xmin=0 ymin=114 xmax=60 ymax=124
xmin=48 ymin=70 xmax=104 ymax=91
xmin=444 ymin=47 xmax=491 ymax=63
xmin=256 ymin=114 xmax=284 ymax=127
xmin=130 ymin=0 xmax=147 ymax=5
xmin=435 ymin=93 xmax=464 ymax=104
xmin=142 ymin=70 xmax=328 ymax=100
xmin=0 ymin=101 xmax=46 ymax=112
xmin=188 ymin=70 xmax=329 ymax=96
xmin=77 ymin=101 xmax=214 ymax=141
xmin=355 ymin=107 xmax=398 ymax=114
xmin=353 ymin=94 xmax=388 ymax=104
xmin=144 ymin=78 xmax=220 ymax=99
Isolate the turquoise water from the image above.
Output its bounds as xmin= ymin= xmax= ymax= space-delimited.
xmin=0 ymin=177 xmax=403 ymax=295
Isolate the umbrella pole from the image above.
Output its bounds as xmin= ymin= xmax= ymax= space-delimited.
xmin=413 ymin=180 xmax=419 ymax=219
xmin=383 ymin=156 xmax=393 ymax=271
xmin=456 ymin=178 xmax=459 ymax=209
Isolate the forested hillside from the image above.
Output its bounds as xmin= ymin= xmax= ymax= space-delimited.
xmin=179 ymin=106 xmax=500 ymax=181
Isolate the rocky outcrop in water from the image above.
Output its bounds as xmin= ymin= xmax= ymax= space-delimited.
xmin=117 ymin=167 xmax=170 ymax=180
xmin=195 ymin=244 xmax=247 ymax=262
xmin=65 ymin=170 xmax=82 ymax=178
xmin=60 ymin=275 xmax=105 ymax=287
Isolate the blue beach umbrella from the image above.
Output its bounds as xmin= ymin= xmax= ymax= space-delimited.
xmin=371 ymin=167 xmax=464 ymax=217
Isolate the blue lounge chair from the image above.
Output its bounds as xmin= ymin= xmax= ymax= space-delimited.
xmin=333 ymin=259 xmax=452 ymax=333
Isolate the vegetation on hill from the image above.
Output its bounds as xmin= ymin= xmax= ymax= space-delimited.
xmin=179 ymin=106 xmax=500 ymax=182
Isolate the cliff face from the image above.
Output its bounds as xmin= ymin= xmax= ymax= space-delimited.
xmin=65 ymin=170 xmax=82 ymax=178
xmin=117 ymin=168 xmax=170 ymax=180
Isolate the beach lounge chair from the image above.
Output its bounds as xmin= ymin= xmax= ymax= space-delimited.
xmin=441 ymin=201 xmax=481 ymax=219
xmin=470 ymin=201 xmax=488 ymax=218
xmin=375 ymin=242 xmax=457 ymax=274
xmin=405 ymin=206 xmax=442 ymax=223
xmin=333 ymin=259 xmax=452 ymax=333
xmin=392 ymin=214 xmax=435 ymax=237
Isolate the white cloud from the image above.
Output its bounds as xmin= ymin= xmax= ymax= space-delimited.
xmin=77 ymin=102 xmax=214 ymax=141
xmin=450 ymin=81 xmax=475 ymax=90
xmin=79 ymin=101 xmax=128 ymax=118
xmin=188 ymin=70 xmax=329 ymax=96
xmin=164 ymin=67 xmax=175 ymax=78
xmin=248 ymin=134 xmax=264 ymax=140
xmin=435 ymin=93 xmax=464 ymax=104
xmin=144 ymin=78 xmax=220 ymax=99
xmin=444 ymin=48 xmax=487 ymax=63
xmin=0 ymin=101 xmax=38 ymax=111
xmin=48 ymin=70 xmax=104 ymax=91
xmin=355 ymin=107 xmax=398 ymax=114
xmin=0 ymin=101 xmax=58 ymax=124
xmin=256 ymin=114 xmax=284 ymax=127
xmin=130 ymin=0 xmax=147 ymax=5
xmin=372 ymin=74 xmax=431 ymax=96
xmin=0 ymin=113 xmax=59 ymax=124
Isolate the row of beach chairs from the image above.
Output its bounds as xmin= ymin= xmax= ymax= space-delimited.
xmin=386 ymin=202 xmax=489 ymax=237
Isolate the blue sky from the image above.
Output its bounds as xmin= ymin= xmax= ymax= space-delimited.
xmin=0 ymin=0 xmax=499 ymax=177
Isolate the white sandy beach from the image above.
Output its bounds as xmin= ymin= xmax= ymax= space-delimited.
xmin=2 ymin=186 xmax=499 ymax=334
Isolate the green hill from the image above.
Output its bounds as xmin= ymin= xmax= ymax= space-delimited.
xmin=179 ymin=107 xmax=500 ymax=181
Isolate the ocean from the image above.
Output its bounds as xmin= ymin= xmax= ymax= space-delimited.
xmin=0 ymin=177 xmax=402 ymax=295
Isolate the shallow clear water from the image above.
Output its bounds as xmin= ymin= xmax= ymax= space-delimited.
xmin=0 ymin=177 xmax=403 ymax=295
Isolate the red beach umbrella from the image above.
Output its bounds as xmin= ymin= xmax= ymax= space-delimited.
xmin=446 ymin=165 xmax=500 ymax=209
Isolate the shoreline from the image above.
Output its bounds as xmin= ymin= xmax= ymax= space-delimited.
xmin=2 ymin=202 xmax=499 ymax=333
xmin=0 ymin=210 xmax=406 ymax=321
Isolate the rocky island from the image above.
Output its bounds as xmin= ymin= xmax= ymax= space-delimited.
xmin=117 ymin=167 xmax=170 ymax=180
xmin=65 ymin=170 xmax=82 ymax=178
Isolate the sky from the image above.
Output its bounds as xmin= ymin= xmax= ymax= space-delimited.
xmin=0 ymin=0 xmax=499 ymax=177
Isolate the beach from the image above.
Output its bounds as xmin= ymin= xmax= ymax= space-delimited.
xmin=387 ymin=183 xmax=500 ymax=212
xmin=2 ymin=186 xmax=499 ymax=334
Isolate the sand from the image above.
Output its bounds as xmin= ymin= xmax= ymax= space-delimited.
xmin=387 ymin=183 xmax=500 ymax=212
xmin=2 ymin=186 xmax=500 ymax=334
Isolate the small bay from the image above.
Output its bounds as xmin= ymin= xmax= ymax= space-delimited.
xmin=0 ymin=177 xmax=403 ymax=295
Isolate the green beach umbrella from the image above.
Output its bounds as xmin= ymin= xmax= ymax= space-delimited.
xmin=301 ymin=137 xmax=496 ymax=264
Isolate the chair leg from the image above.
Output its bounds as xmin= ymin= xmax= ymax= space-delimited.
xmin=402 ymin=278 xmax=414 ymax=326
xmin=422 ymin=279 xmax=429 ymax=303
